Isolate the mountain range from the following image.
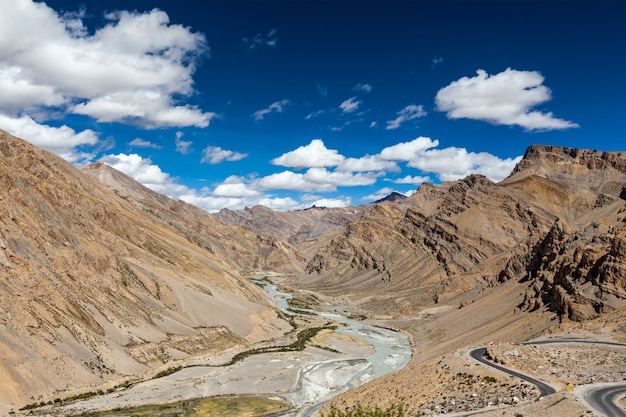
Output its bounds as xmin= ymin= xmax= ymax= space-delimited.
xmin=0 ymin=128 xmax=624 ymax=413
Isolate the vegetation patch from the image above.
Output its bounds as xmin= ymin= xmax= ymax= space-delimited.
xmin=68 ymin=395 xmax=292 ymax=417
xmin=287 ymin=293 xmax=320 ymax=310
xmin=225 ymin=325 xmax=336 ymax=366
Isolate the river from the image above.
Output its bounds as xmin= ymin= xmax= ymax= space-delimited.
xmin=37 ymin=277 xmax=411 ymax=417
xmin=259 ymin=279 xmax=412 ymax=416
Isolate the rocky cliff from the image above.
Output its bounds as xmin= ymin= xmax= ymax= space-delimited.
xmin=502 ymin=145 xmax=626 ymax=320
xmin=295 ymin=145 xmax=626 ymax=320
xmin=0 ymin=130 xmax=290 ymax=410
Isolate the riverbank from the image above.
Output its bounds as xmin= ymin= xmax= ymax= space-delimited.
xmin=21 ymin=278 xmax=410 ymax=417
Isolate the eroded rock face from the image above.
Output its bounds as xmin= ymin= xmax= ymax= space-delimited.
xmin=296 ymin=146 xmax=626 ymax=320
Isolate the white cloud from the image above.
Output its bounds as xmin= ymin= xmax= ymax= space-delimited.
xmin=379 ymin=136 xmax=520 ymax=182
xmin=353 ymin=83 xmax=373 ymax=93
xmin=256 ymin=171 xmax=335 ymax=192
xmin=337 ymin=155 xmax=398 ymax=173
xmin=393 ymin=175 xmax=431 ymax=185
xmin=435 ymin=68 xmax=579 ymax=130
xmin=175 ymin=131 xmax=192 ymax=154
xmin=213 ymin=176 xmax=262 ymax=197
xmin=339 ymin=97 xmax=361 ymax=113
xmin=0 ymin=1 xmax=212 ymax=130
xmin=304 ymin=196 xmax=352 ymax=208
xmin=271 ymin=139 xmax=345 ymax=169
xmin=379 ymin=136 xmax=439 ymax=160
xmin=73 ymin=90 xmax=216 ymax=128
xmin=0 ymin=114 xmax=98 ymax=163
xmin=0 ymin=66 xmax=66 ymax=114
xmin=406 ymin=147 xmax=521 ymax=182
xmin=98 ymin=154 xmax=292 ymax=213
xmin=129 ymin=137 xmax=162 ymax=149
xmin=99 ymin=153 xmax=190 ymax=196
xmin=201 ymin=146 xmax=248 ymax=164
xmin=256 ymin=168 xmax=377 ymax=192
xmin=251 ymin=99 xmax=290 ymax=121
xmin=386 ymin=104 xmax=427 ymax=130
xmin=257 ymin=196 xmax=301 ymax=211
xmin=305 ymin=109 xmax=326 ymax=120
xmin=304 ymin=167 xmax=378 ymax=187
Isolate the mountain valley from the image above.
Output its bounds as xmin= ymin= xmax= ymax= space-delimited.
xmin=1 ymin=129 xmax=625 ymax=416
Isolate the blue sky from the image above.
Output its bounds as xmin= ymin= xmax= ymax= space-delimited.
xmin=1 ymin=0 xmax=624 ymax=212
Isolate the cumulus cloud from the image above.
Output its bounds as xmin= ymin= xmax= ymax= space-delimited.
xmin=256 ymin=168 xmax=377 ymax=192
xmin=353 ymin=83 xmax=373 ymax=93
xmin=339 ymin=97 xmax=361 ymax=113
xmin=0 ymin=0 xmax=215 ymax=163
xmin=256 ymin=171 xmax=335 ymax=192
xmin=201 ymin=146 xmax=248 ymax=164
xmin=129 ymin=138 xmax=162 ymax=149
xmin=251 ymin=99 xmax=290 ymax=121
xmin=379 ymin=136 xmax=439 ymax=160
xmin=435 ymin=68 xmax=579 ymax=130
xmin=95 ymin=151 xmax=301 ymax=212
xmin=337 ymin=155 xmax=398 ymax=173
xmin=0 ymin=66 xmax=66 ymax=114
xmin=99 ymin=153 xmax=190 ymax=196
xmin=304 ymin=196 xmax=352 ymax=208
xmin=386 ymin=104 xmax=427 ymax=130
xmin=72 ymin=90 xmax=215 ymax=128
xmin=379 ymin=136 xmax=520 ymax=182
xmin=0 ymin=114 xmax=98 ymax=163
xmin=271 ymin=139 xmax=345 ymax=169
xmin=393 ymin=175 xmax=431 ymax=185
xmin=98 ymin=133 xmax=521 ymax=213
xmin=0 ymin=2 xmax=211 ymax=125
xmin=212 ymin=176 xmax=262 ymax=197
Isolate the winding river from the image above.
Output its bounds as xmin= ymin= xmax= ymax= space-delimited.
xmin=256 ymin=279 xmax=412 ymax=416
xmin=44 ymin=278 xmax=411 ymax=417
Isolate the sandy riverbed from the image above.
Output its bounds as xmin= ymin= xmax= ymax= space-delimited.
xmin=29 ymin=326 xmax=377 ymax=416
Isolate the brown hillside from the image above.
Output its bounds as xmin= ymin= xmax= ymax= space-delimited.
xmin=0 ymin=130 xmax=290 ymax=411
xmin=280 ymin=145 xmax=626 ymax=415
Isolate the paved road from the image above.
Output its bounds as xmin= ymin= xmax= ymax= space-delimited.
xmin=470 ymin=340 xmax=626 ymax=417
xmin=584 ymin=384 xmax=626 ymax=417
xmin=524 ymin=338 xmax=626 ymax=417
xmin=469 ymin=348 xmax=556 ymax=397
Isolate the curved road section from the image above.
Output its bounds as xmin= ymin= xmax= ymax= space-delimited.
xmin=584 ymin=384 xmax=626 ymax=417
xmin=470 ymin=346 xmax=626 ymax=417
xmin=469 ymin=348 xmax=556 ymax=397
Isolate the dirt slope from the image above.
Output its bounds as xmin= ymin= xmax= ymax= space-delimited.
xmin=0 ymin=130 xmax=290 ymax=411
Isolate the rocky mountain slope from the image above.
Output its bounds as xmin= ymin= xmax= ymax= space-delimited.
xmin=0 ymin=130 xmax=290 ymax=411
xmin=281 ymin=145 xmax=626 ymax=415
xmin=290 ymin=145 xmax=626 ymax=322
xmin=1 ymin=129 xmax=624 ymax=415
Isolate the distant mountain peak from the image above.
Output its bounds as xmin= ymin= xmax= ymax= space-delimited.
xmin=374 ymin=191 xmax=407 ymax=204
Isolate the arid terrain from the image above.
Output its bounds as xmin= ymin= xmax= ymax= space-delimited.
xmin=1 ymin=129 xmax=625 ymax=416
